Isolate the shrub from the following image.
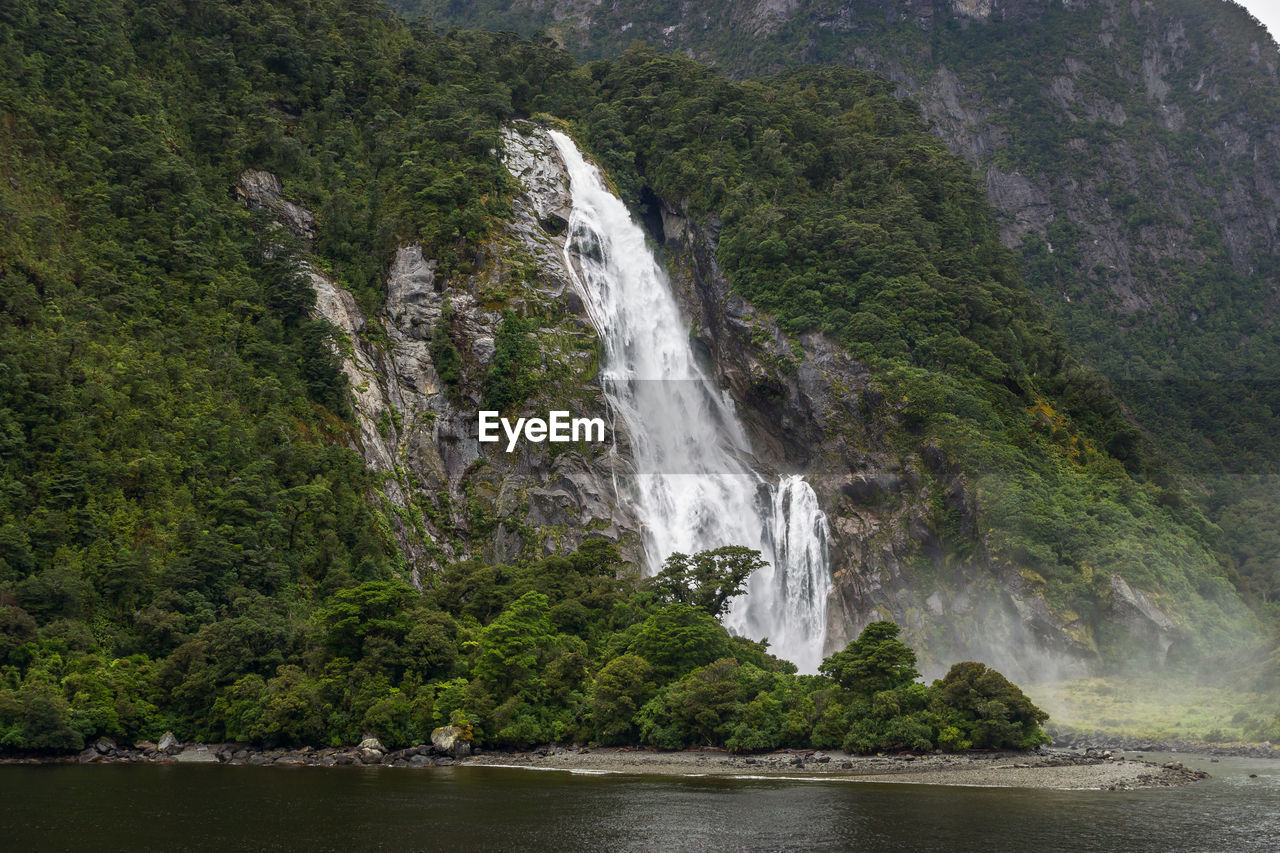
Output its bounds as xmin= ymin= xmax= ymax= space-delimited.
xmin=932 ymin=662 xmax=1050 ymax=750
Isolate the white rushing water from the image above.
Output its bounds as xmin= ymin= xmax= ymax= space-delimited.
xmin=547 ymin=130 xmax=831 ymax=672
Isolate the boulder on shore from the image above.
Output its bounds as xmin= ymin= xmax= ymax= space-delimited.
xmin=430 ymin=725 xmax=472 ymax=759
xmin=157 ymin=732 xmax=182 ymax=755
xmin=175 ymin=745 xmax=219 ymax=764
xmin=357 ymin=736 xmax=385 ymax=753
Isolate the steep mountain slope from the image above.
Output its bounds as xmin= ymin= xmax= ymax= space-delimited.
xmin=567 ymin=50 xmax=1260 ymax=675
xmin=408 ymin=0 xmax=1280 ymax=606
xmin=0 ymin=0 xmax=1267 ymax=750
xmin=0 ymin=0 xmax=633 ymax=747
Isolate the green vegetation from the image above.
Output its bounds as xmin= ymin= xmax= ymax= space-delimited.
xmin=405 ymin=1 xmax=1280 ymax=474
xmin=0 ymin=0 xmax=1267 ymax=751
xmin=485 ymin=310 xmax=539 ymax=411
xmin=815 ymin=622 xmax=1046 ymax=752
xmin=0 ymin=0 xmax=577 ymax=753
xmin=650 ymin=547 xmax=765 ymax=618
xmin=430 ymin=299 xmax=463 ymax=387
xmin=1031 ymin=676 xmax=1280 ymax=744
xmin=1 ymin=539 xmax=1048 ymax=752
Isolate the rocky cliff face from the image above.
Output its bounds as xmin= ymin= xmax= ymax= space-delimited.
xmin=655 ymin=198 xmax=1103 ymax=678
xmin=237 ymin=126 xmax=640 ymax=586
xmin=816 ymin=0 xmax=1280 ymax=331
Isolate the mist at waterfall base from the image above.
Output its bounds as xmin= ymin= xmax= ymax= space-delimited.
xmin=547 ymin=129 xmax=832 ymax=673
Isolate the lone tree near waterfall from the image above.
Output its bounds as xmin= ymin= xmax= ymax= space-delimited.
xmin=649 ymin=546 xmax=766 ymax=618
xmin=820 ymin=621 xmax=921 ymax=697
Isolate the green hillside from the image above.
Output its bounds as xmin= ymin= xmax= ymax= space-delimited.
xmin=0 ymin=0 xmax=1266 ymax=751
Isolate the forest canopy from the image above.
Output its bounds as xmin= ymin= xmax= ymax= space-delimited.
xmin=3 ymin=536 xmax=1050 ymax=753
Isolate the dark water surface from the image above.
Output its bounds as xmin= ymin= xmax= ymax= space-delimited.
xmin=2 ymin=752 xmax=1277 ymax=852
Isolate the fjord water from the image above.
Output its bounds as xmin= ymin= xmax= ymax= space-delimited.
xmin=3 ymin=757 xmax=1278 ymax=851
xmin=547 ymin=130 xmax=831 ymax=672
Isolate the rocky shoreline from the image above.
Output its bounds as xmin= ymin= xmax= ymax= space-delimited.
xmin=1052 ymin=731 xmax=1280 ymax=760
xmin=0 ymin=725 xmax=478 ymax=769
xmin=466 ymin=745 xmax=1210 ymax=790
xmin=0 ymin=734 xmax=1213 ymax=790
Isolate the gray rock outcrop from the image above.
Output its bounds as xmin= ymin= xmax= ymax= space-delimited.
xmin=234 ymin=169 xmax=316 ymax=239
xmin=1108 ymin=575 xmax=1178 ymax=665
xmin=357 ymin=736 xmax=385 ymax=753
xmin=235 ymin=123 xmax=640 ymax=582
xmin=655 ymin=198 xmax=1091 ymax=679
xmin=430 ymin=725 xmax=472 ymax=759
xmin=175 ymin=746 xmax=219 ymax=764
xmin=157 ymin=732 xmax=182 ymax=755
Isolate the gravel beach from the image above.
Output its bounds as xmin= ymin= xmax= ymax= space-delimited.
xmin=5 ymin=739 xmax=1211 ymax=790
xmin=464 ymin=746 xmax=1209 ymax=790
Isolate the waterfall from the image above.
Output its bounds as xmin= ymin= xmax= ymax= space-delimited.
xmin=547 ymin=130 xmax=832 ymax=673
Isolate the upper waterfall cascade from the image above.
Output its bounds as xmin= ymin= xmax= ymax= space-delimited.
xmin=547 ymin=129 xmax=832 ymax=672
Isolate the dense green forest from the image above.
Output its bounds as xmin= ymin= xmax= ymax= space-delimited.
xmin=4 ymin=536 xmax=1053 ymax=752
xmin=0 ymin=0 xmax=1270 ymax=751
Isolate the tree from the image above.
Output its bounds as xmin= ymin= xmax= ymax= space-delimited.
xmin=819 ymin=621 xmax=920 ymax=696
xmin=650 ymin=546 xmax=766 ymax=618
xmin=932 ymin=661 xmax=1050 ymax=750
xmin=15 ymin=687 xmax=83 ymax=751
xmin=430 ymin=298 xmax=462 ymax=385
xmin=315 ymin=580 xmax=417 ymax=661
xmin=403 ymin=611 xmax=460 ymax=681
xmin=472 ymin=591 xmax=557 ymax=700
xmin=625 ymin=604 xmax=735 ymax=680
xmin=841 ymin=682 xmax=940 ymax=753
xmin=637 ymin=658 xmax=745 ymax=749
xmin=258 ymin=665 xmax=326 ymax=745
xmin=485 ymin=311 xmax=538 ymax=411
xmin=587 ymin=653 xmax=656 ymax=744
xmin=0 ymin=605 xmax=37 ymax=662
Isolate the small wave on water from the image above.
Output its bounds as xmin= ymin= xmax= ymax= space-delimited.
xmin=465 ymin=762 xmax=620 ymax=776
